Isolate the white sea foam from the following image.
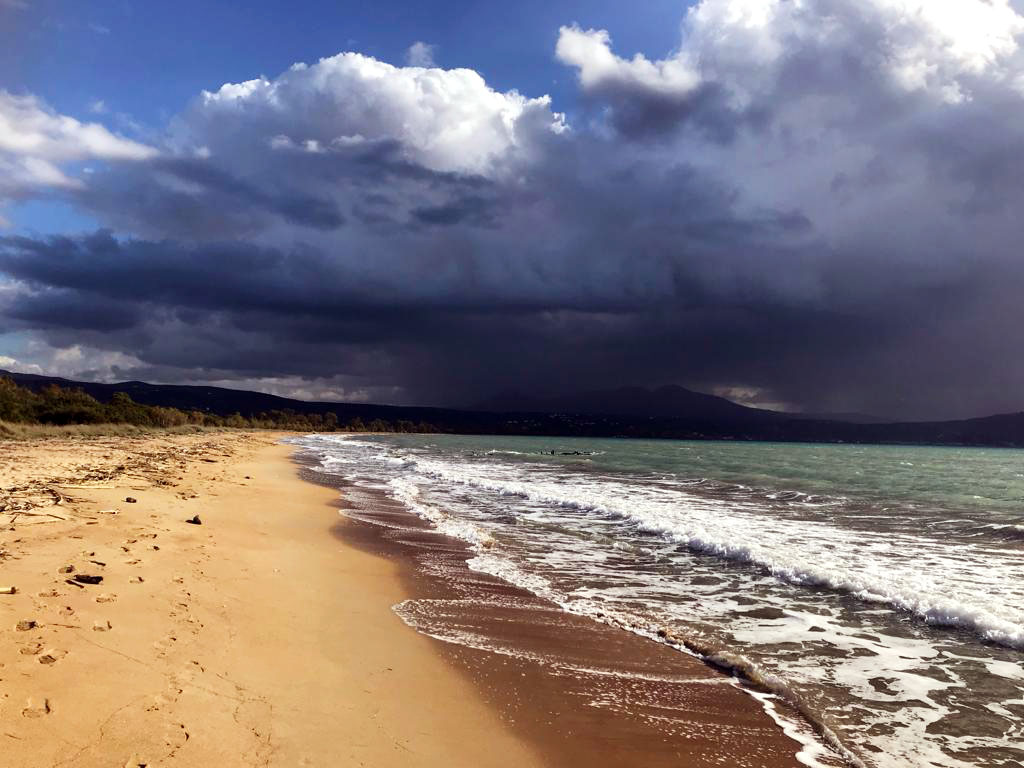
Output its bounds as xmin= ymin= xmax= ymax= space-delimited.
xmin=306 ymin=436 xmax=1024 ymax=650
xmin=403 ymin=455 xmax=1024 ymax=650
xmin=386 ymin=476 xmax=496 ymax=550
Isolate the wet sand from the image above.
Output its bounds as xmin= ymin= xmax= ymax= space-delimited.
xmin=305 ymin=463 xmax=819 ymax=768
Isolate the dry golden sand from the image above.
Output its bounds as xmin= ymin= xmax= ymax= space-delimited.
xmin=0 ymin=432 xmax=545 ymax=767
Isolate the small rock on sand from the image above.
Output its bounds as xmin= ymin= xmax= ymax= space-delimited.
xmin=185 ymin=515 xmax=202 ymax=525
xmin=92 ymin=620 xmax=112 ymax=632
xmin=16 ymin=620 xmax=37 ymax=631
xmin=58 ymin=565 xmax=75 ymax=574
xmin=37 ymin=649 xmax=66 ymax=665
xmin=125 ymin=497 xmax=138 ymax=503
xmin=95 ymin=593 xmax=117 ymax=603
xmin=72 ymin=574 xmax=103 ymax=585
xmin=0 ymin=586 xmax=16 ymax=595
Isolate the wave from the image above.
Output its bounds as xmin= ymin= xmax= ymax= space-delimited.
xmin=980 ymin=523 xmax=1024 ymax=541
xmin=405 ymin=456 xmax=1024 ymax=651
xmin=306 ymin=435 xmax=1024 ymax=650
xmin=387 ymin=477 xmax=496 ymax=550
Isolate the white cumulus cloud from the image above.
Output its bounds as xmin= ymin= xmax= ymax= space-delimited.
xmin=178 ymin=51 xmax=566 ymax=176
xmin=559 ymin=0 xmax=1024 ymax=115
xmin=556 ymin=25 xmax=700 ymax=97
xmin=0 ymin=91 xmax=156 ymax=199
xmin=406 ymin=41 xmax=436 ymax=68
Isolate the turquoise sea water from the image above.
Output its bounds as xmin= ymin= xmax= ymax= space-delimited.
xmin=296 ymin=434 xmax=1024 ymax=768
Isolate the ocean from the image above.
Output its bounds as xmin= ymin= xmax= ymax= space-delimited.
xmin=292 ymin=433 xmax=1024 ymax=767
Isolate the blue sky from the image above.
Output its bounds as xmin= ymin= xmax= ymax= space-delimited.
xmin=3 ymin=0 xmax=685 ymax=135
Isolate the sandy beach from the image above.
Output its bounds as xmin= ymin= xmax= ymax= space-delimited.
xmin=1 ymin=432 xmax=809 ymax=767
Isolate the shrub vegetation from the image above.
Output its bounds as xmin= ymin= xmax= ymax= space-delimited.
xmin=0 ymin=377 xmax=434 ymax=435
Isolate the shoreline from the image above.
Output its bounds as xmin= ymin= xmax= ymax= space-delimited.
xmin=297 ymin=449 xmax=827 ymax=767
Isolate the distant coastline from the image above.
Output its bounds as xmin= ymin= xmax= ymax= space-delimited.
xmin=6 ymin=369 xmax=1024 ymax=448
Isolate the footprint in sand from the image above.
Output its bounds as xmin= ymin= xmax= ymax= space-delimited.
xmin=164 ymin=721 xmax=190 ymax=752
xmin=145 ymin=686 xmax=176 ymax=713
xmin=152 ymin=634 xmax=178 ymax=657
xmin=22 ymin=698 xmax=51 ymax=718
xmin=38 ymin=649 xmax=67 ymax=665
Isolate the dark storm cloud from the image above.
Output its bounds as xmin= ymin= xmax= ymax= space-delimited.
xmin=5 ymin=288 xmax=143 ymax=332
xmin=72 ymin=135 xmax=505 ymax=240
xmin=7 ymin=179 xmax=1017 ymax=419
xmin=72 ymin=156 xmax=345 ymax=238
xmin=0 ymin=145 xmax=847 ymax=405
xmin=411 ymin=194 xmax=498 ymax=227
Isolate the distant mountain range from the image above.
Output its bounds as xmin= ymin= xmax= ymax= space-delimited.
xmin=4 ymin=369 xmax=1024 ymax=447
xmin=474 ymin=386 xmax=891 ymax=424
